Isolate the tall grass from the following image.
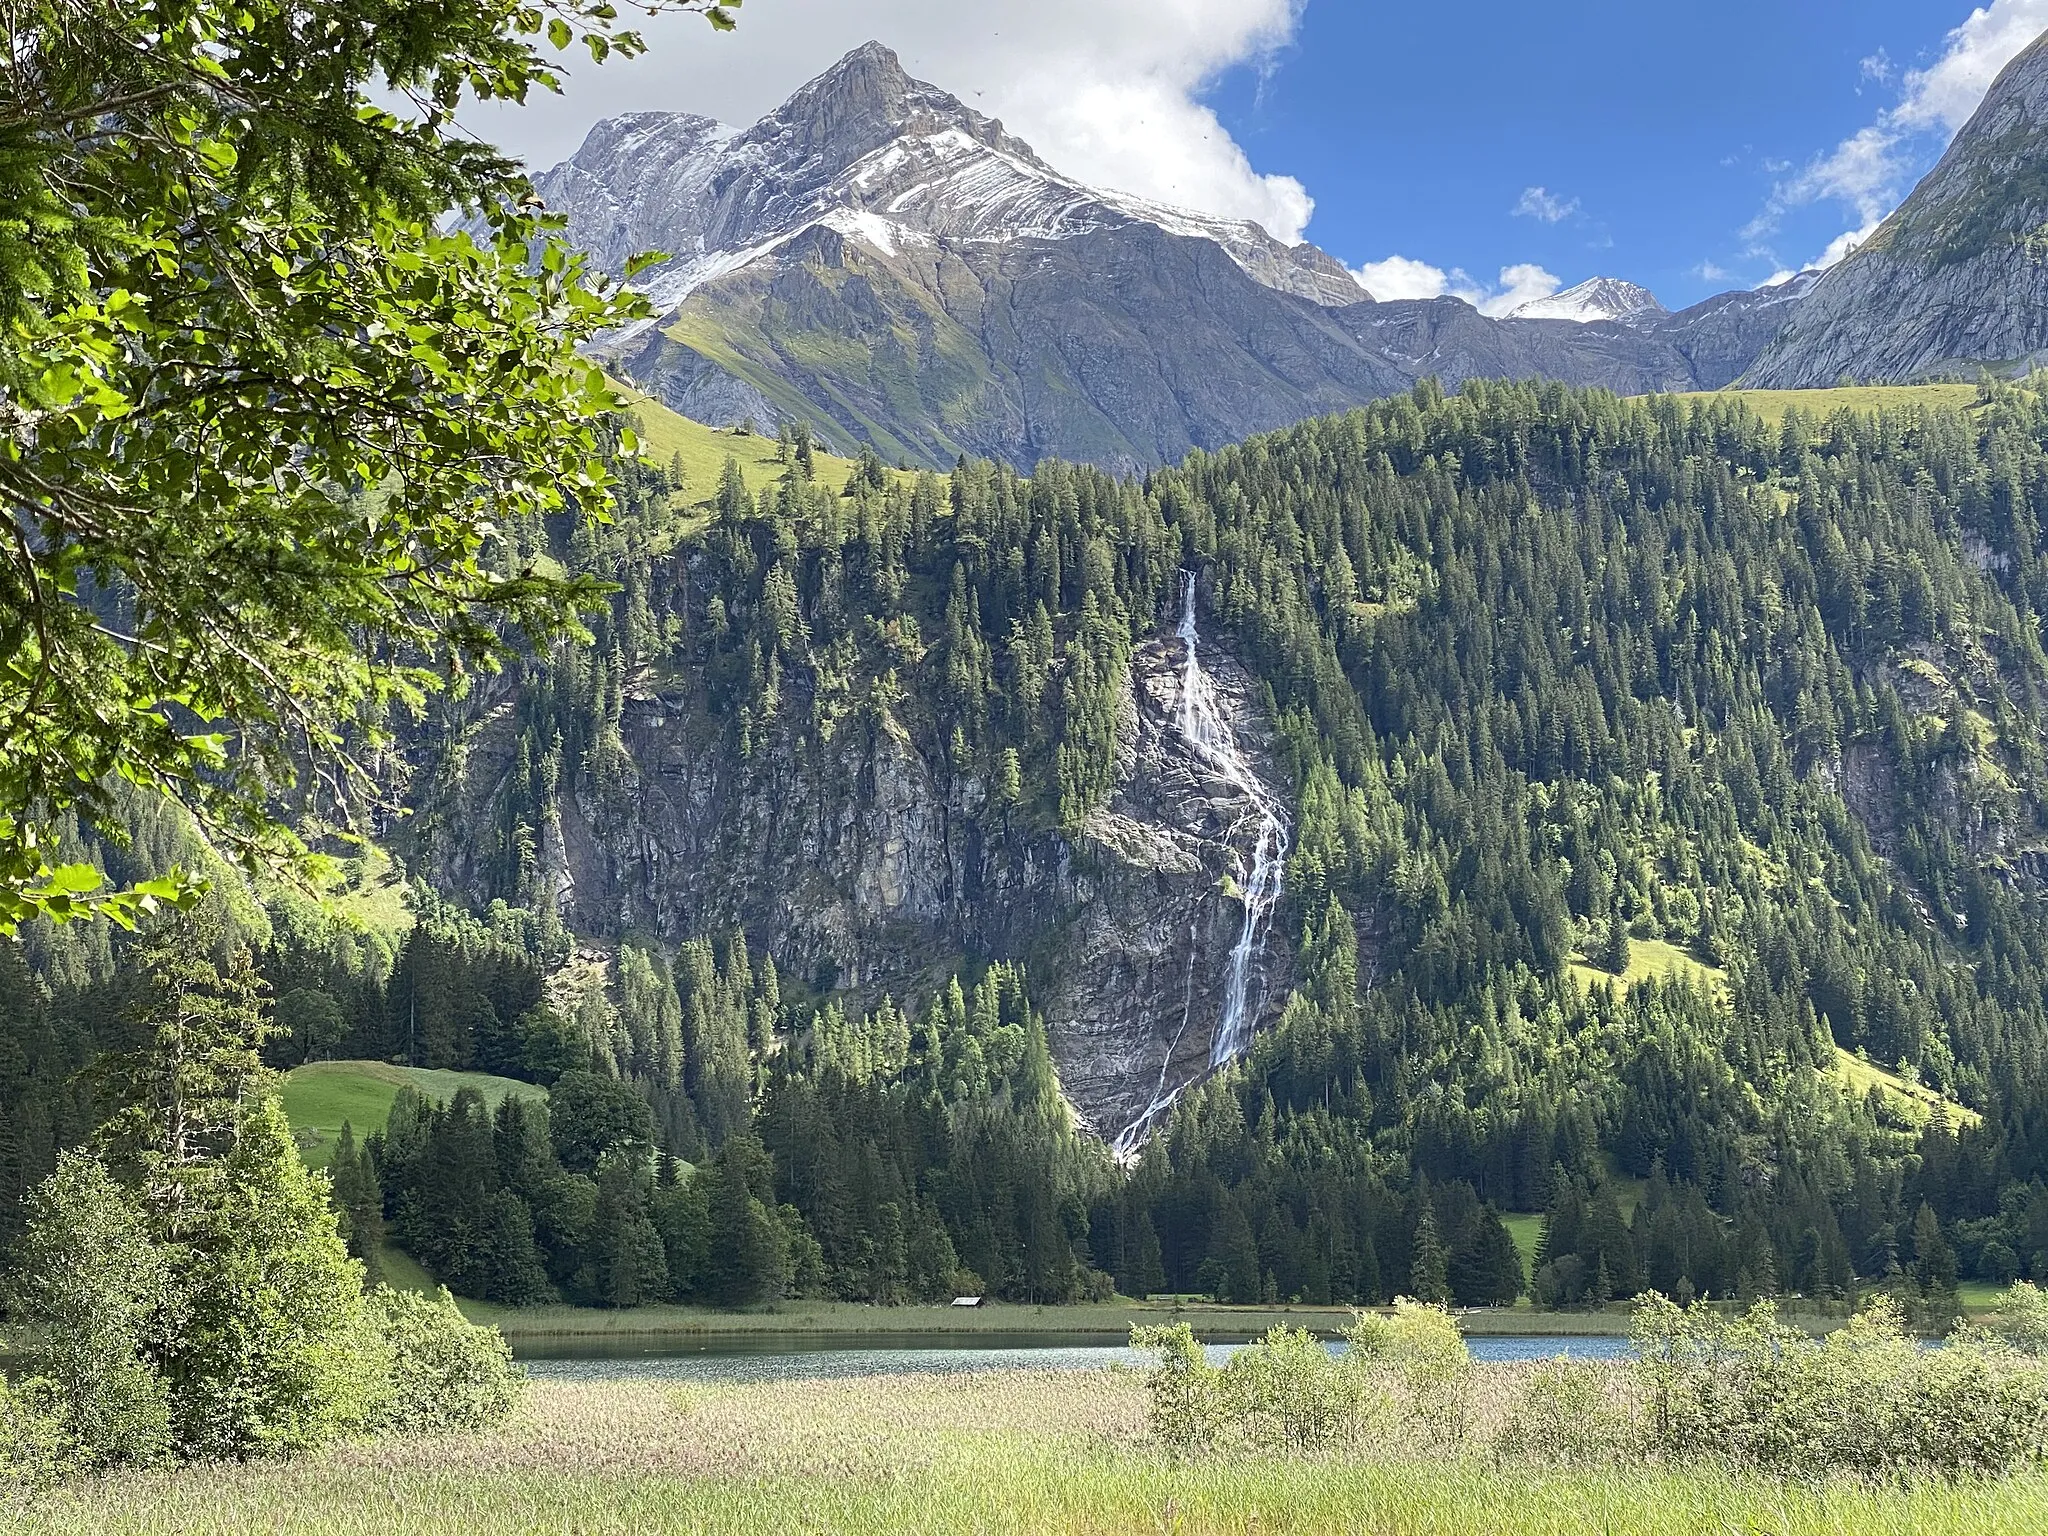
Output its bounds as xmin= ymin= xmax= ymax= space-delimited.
xmin=13 ymin=1369 xmax=2048 ymax=1535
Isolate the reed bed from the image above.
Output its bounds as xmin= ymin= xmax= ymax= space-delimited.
xmin=11 ymin=1367 xmax=2048 ymax=1535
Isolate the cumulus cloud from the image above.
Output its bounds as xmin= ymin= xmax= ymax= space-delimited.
xmin=1349 ymin=257 xmax=1560 ymax=316
xmin=1513 ymin=186 xmax=1580 ymax=223
xmin=1350 ymin=255 xmax=1457 ymax=301
xmin=1751 ymin=0 xmax=2048 ymax=268
xmin=458 ymin=0 xmax=1316 ymax=242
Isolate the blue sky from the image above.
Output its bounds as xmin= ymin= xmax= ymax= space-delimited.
xmin=1205 ymin=0 xmax=2044 ymax=309
xmin=471 ymin=0 xmax=2048 ymax=313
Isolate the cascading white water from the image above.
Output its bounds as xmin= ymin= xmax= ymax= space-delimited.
xmin=1113 ymin=573 xmax=1291 ymax=1158
xmin=1171 ymin=572 xmax=1291 ymax=1066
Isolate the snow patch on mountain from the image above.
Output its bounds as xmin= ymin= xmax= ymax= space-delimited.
xmin=536 ymin=43 xmax=1365 ymax=311
xmin=1510 ymin=277 xmax=1669 ymax=325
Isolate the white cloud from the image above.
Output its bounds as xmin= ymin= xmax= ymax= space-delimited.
xmin=457 ymin=0 xmax=1317 ymax=242
xmin=1750 ymin=0 xmax=2048 ymax=260
xmin=1860 ymin=50 xmax=1895 ymax=87
xmin=1694 ymin=260 xmax=1735 ymax=282
xmin=1350 ymin=255 xmax=1457 ymax=301
xmin=1894 ymin=0 xmax=2048 ymax=132
xmin=1514 ymin=186 xmax=1580 ymax=223
xmin=1814 ymin=221 xmax=1881 ymax=270
xmin=1348 ymin=257 xmax=1560 ymax=316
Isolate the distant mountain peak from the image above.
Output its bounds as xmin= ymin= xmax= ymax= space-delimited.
xmin=1509 ymin=277 xmax=1668 ymax=325
xmin=532 ymin=44 xmax=1835 ymax=469
xmin=539 ymin=44 xmax=1365 ymax=313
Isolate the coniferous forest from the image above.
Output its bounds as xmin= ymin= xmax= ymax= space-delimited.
xmin=10 ymin=378 xmax=2048 ymax=1325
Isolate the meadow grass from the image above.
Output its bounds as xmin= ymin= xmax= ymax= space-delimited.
xmin=1665 ymin=383 xmax=1984 ymax=423
xmin=1568 ymin=935 xmax=1727 ymax=997
xmin=1833 ymin=1047 xmax=1983 ymax=1129
xmin=318 ymin=843 xmax=414 ymax=940
xmin=1502 ymin=1212 xmax=1544 ymax=1278
xmin=616 ymin=386 xmax=915 ymax=524
xmin=280 ymin=1061 xmax=545 ymax=1169
xmin=16 ymin=1370 xmax=2047 ymax=1535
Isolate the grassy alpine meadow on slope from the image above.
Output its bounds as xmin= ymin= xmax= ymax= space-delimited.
xmin=13 ymin=1370 xmax=2048 ymax=1536
xmin=616 ymin=384 xmax=916 ymax=521
xmin=1663 ymin=382 xmax=1987 ymax=421
xmin=279 ymin=1061 xmax=547 ymax=1169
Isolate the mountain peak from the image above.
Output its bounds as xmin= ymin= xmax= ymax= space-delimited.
xmin=1509 ymin=277 xmax=1667 ymax=325
xmin=762 ymin=41 xmax=948 ymax=161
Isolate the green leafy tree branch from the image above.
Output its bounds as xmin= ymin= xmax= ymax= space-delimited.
xmin=0 ymin=0 xmax=737 ymax=929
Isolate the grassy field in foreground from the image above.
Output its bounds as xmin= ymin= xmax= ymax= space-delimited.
xmin=280 ymin=1061 xmax=546 ymax=1169
xmin=17 ymin=1374 xmax=2047 ymax=1536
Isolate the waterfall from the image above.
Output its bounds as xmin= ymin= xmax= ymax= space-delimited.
xmin=1113 ymin=573 xmax=1290 ymax=1159
xmin=1172 ymin=572 xmax=1291 ymax=1066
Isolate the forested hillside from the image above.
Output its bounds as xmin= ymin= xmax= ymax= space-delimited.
xmin=10 ymin=379 xmax=2048 ymax=1318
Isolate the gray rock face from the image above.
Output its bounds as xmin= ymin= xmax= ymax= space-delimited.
xmin=537 ymin=43 xmax=1828 ymax=471
xmin=427 ymin=594 xmax=1293 ymax=1145
xmin=1747 ymin=31 xmax=2048 ymax=387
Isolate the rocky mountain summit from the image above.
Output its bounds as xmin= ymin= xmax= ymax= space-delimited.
xmin=1748 ymin=31 xmax=2048 ymax=387
xmin=1508 ymin=277 xmax=1668 ymax=325
xmin=537 ymin=45 xmax=1848 ymax=470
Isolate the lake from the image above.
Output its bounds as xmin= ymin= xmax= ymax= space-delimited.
xmin=516 ymin=1331 xmax=1632 ymax=1384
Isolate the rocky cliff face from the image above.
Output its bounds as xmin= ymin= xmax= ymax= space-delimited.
xmin=427 ymin=585 xmax=1292 ymax=1145
xmin=536 ymin=43 xmax=1826 ymax=471
xmin=1747 ymin=31 xmax=2048 ymax=387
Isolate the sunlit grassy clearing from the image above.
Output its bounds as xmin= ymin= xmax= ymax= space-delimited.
xmin=280 ymin=1061 xmax=545 ymax=1169
xmin=1568 ymin=935 xmax=1727 ymax=997
xmin=616 ymin=386 xmax=915 ymax=515
xmin=18 ymin=1374 xmax=2047 ymax=1536
xmin=1665 ymin=383 xmax=1983 ymax=422
xmin=317 ymin=843 xmax=414 ymax=940
xmin=1833 ymin=1046 xmax=1983 ymax=1129
xmin=1501 ymin=1213 xmax=1543 ymax=1282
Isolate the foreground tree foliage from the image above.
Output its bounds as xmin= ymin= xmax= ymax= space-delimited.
xmin=0 ymin=913 xmax=520 ymax=1478
xmin=0 ymin=0 xmax=737 ymax=930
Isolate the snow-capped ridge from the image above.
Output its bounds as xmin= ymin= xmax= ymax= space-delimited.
xmin=536 ymin=42 xmax=1367 ymax=311
xmin=1509 ymin=277 xmax=1668 ymax=325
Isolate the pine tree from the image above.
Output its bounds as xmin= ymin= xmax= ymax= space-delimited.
xmin=1409 ymin=1196 xmax=1450 ymax=1304
xmin=328 ymin=1121 xmax=385 ymax=1288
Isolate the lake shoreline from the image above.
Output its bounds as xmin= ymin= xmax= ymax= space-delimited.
xmin=460 ymin=1297 xmax=1686 ymax=1344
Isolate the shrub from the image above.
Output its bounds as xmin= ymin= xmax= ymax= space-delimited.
xmin=1631 ymin=1291 xmax=2048 ymax=1480
xmin=366 ymin=1287 xmax=524 ymax=1434
xmin=1220 ymin=1327 xmax=1360 ymax=1454
xmin=3 ymin=1152 xmax=174 ymax=1470
xmin=1130 ymin=1322 xmax=1225 ymax=1450
xmin=1343 ymin=1299 xmax=1473 ymax=1449
xmin=1494 ymin=1359 xmax=1634 ymax=1464
xmin=1134 ymin=1322 xmax=1365 ymax=1455
xmin=0 ymin=1376 xmax=69 ymax=1489
xmin=1995 ymin=1280 xmax=2048 ymax=1358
